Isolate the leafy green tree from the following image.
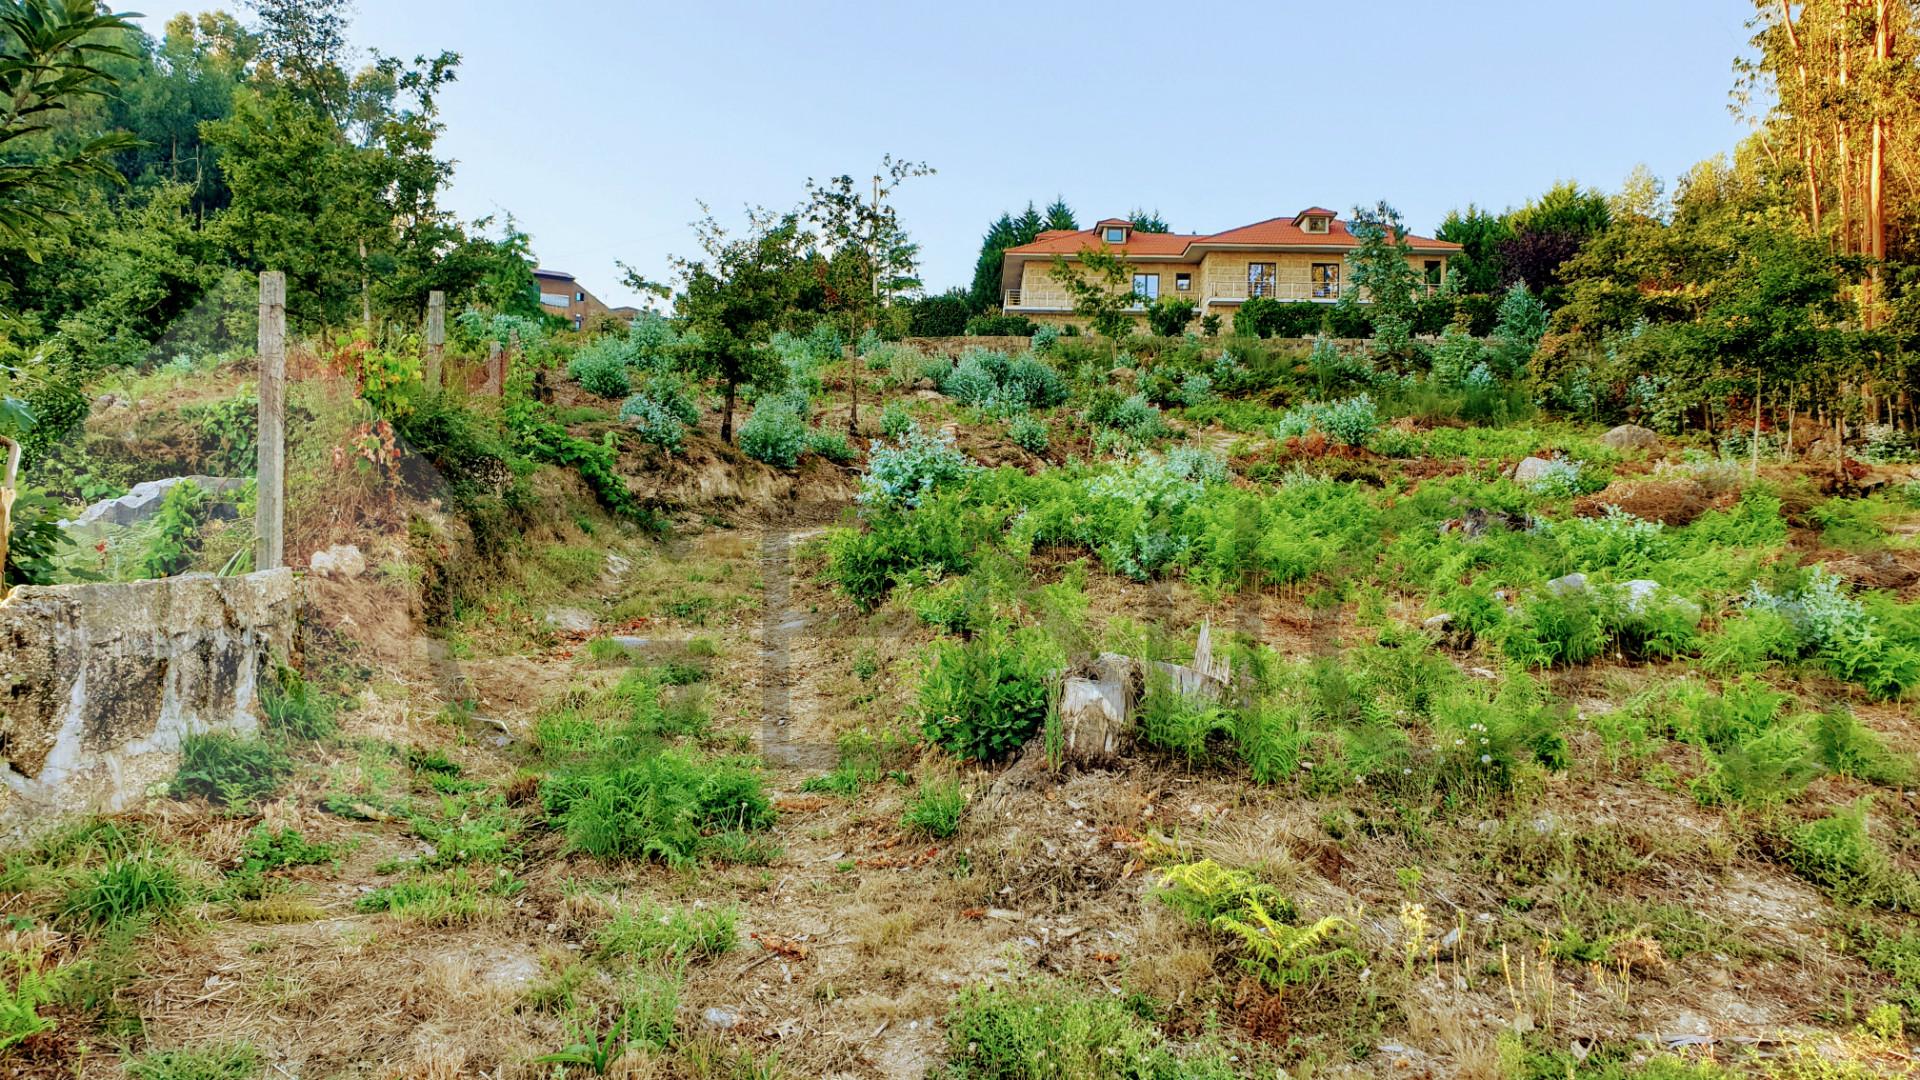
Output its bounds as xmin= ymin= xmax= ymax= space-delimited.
xmin=1051 ymin=245 xmax=1138 ymax=347
xmin=0 ymin=0 xmax=143 ymax=256
xmin=804 ymin=154 xmax=933 ymax=432
xmin=1339 ymin=201 xmax=1421 ymax=361
xmin=1434 ymin=204 xmax=1511 ymax=295
xmin=669 ymin=206 xmax=809 ymax=442
xmin=1501 ymin=181 xmax=1611 ymax=295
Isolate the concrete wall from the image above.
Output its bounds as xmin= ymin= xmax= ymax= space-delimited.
xmin=0 ymin=568 xmax=296 ymax=831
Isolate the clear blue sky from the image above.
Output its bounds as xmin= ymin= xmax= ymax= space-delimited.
xmin=139 ymin=1 xmax=1758 ymax=307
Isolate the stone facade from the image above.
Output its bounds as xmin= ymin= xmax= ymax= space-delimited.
xmin=0 ymin=568 xmax=296 ymax=832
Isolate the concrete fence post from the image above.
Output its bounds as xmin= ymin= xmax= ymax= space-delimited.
xmin=486 ymin=340 xmax=503 ymax=397
xmin=424 ymin=290 xmax=446 ymax=390
xmin=255 ymin=271 xmax=286 ymax=572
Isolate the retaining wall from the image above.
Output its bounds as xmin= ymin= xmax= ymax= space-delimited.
xmin=0 ymin=568 xmax=296 ymax=833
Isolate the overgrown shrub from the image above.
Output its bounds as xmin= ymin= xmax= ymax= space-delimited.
xmin=858 ymin=425 xmax=975 ymax=509
xmin=938 ymin=348 xmax=1067 ymax=414
xmin=1007 ymin=414 xmax=1049 ymax=454
xmin=1236 ymin=297 xmax=1325 ymax=339
xmin=618 ymin=393 xmax=688 ymax=452
xmin=737 ymin=400 xmax=808 ymax=468
xmin=566 ymin=337 xmax=634 ymax=398
xmin=1270 ymin=394 xmax=1379 ymax=447
xmin=879 ymin=402 xmax=914 ymax=438
xmin=805 ymin=428 xmax=855 ymax=463
xmin=962 ymin=314 xmax=1036 ymax=337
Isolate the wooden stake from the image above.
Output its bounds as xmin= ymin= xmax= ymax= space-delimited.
xmin=256 ymin=271 xmax=287 ymax=572
xmin=0 ymin=434 xmax=19 ymax=591
xmin=424 ymin=290 xmax=445 ymax=390
xmin=487 ymin=340 xmax=503 ymax=397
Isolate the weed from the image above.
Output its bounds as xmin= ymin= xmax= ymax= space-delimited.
xmin=173 ymin=732 xmax=291 ymax=807
xmin=541 ymin=751 xmax=775 ymax=865
xmin=900 ymin=777 xmax=966 ymax=839
xmin=943 ymin=978 xmax=1237 ymax=1080
xmin=918 ymin=625 xmax=1060 ymax=762
xmin=354 ymin=868 xmax=516 ymax=926
xmin=60 ymin=855 xmax=188 ymax=930
xmin=261 ymin=664 xmax=338 ymax=741
xmin=124 ymin=1043 xmax=261 ymax=1080
xmin=596 ymin=899 xmax=738 ymax=961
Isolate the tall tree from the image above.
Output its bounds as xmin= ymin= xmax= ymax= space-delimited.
xmin=967 ymin=202 xmax=1046 ymax=313
xmin=1340 ymin=201 xmax=1421 ymax=362
xmin=1499 ymin=181 xmax=1611 ymax=295
xmin=1434 ymin=204 xmax=1513 ymax=294
xmin=1043 ymin=197 xmax=1076 ymax=231
xmin=670 ymin=206 xmax=809 ymax=442
xmin=803 ymin=153 xmax=933 ymax=433
xmin=1126 ymin=207 xmax=1170 ymax=233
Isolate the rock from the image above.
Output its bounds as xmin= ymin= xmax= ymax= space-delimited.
xmin=308 ymin=544 xmax=365 ymax=578
xmin=1422 ymin=613 xmax=1454 ymax=634
xmin=1512 ymin=456 xmax=1556 ymax=485
xmin=1546 ymin=572 xmax=1588 ymax=596
xmin=1600 ymin=424 xmax=1662 ymax=452
xmin=604 ymin=553 xmax=632 ymax=578
xmin=1422 ymin=612 xmax=1473 ymax=649
xmin=63 ymin=475 xmax=248 ymax=530
xmin=543 ymin=607 xmax=595 ymax=633
xmin=701 ymin=1007 xmax=740 ymax=1030
xmin=1615 ymin=579 xmax=1702 ymax=623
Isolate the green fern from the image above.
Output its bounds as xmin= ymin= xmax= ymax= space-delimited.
xmin=1212 ymin=905 xmax=1359 ymax=989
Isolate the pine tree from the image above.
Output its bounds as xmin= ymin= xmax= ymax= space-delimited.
xmin=1043 ymin=197 xmax=1077 ymax=231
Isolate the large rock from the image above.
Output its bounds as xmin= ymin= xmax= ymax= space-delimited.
xmin=1615 ymin=579 xmax=1702 ymax=623
xmin=1600 ymin=424 xmax=1662 ymax=452
xmin=1512 ymin=456 xmax=1556 ymax=485
xmin=0 ymin=568 xmax=296 ymax=834
xmin=63 ymin=475 xmax=248 ymax=530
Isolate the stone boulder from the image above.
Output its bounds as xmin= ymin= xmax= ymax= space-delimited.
xmin=1512 ymin=456 xmax=1556 ymax=486
xmin=1600 ymin=424 xmax=1662 ymax=452
xmin=64 ymin=476 xmax=248 ymax=530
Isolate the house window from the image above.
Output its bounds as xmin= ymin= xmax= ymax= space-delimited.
xmin=1133 ymin=273 xmax=1160 ymax=301
xmin=1423 ymin=260 xmax=1442 ymax=285
xmin=1247 ymin=262 xmax=1276 ymax=298
xmin=1103 ymin=226 xmax=1126 ymax=244
xmin=1311 ymin=263 xmax=1340 ymax=299
xmin=576 ymin=291 xmax=586 ymax=303
xmin=1303 ymin=216 xmax=1330 ymax=234
xmin=1175 ymin=273 xmax=1191 ymax=292
xmin=540 ymin=292 xmax=571 ymax=308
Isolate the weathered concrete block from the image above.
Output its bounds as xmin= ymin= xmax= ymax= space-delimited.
xmin=0 ymin=568 xmax=295 ymax=832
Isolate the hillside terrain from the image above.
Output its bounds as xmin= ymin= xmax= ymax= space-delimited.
xmin=4 ymin=328 xmax=1920 ymax=1080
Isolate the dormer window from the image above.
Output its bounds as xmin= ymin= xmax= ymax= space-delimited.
xmin=1103 ymin=226 xmax=1127 ymax=244
xmin=1292 ymin=207 xmax=1337 ymax=235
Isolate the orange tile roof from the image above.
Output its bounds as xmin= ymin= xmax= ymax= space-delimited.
xmin=1003 ymin=210 xmax=1461 ymax=258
